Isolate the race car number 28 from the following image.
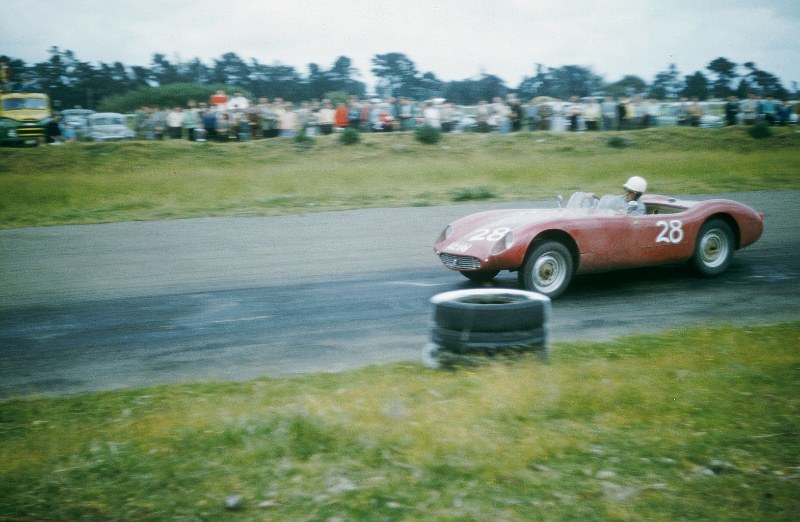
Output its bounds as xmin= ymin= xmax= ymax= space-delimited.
xmin=656 ymin=220 xmax=684 ymax=244
xmin=469 ymin=228 xmax=511 ymax=241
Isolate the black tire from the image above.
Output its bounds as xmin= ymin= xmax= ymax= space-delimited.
xmin=431 ymin=289 xmax=549 ymax=333
xmin=431 ymin=325 xmax=547 ymax=353
xmin=460 ymin=270 xmax=500 ymax=283
xmin=518 ymin=240 xmax=574 ymax=299
xmin=692 ymin=219 xmax=734 ymax=276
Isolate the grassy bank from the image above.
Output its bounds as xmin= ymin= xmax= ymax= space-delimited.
xmin=1 ymin=127 xmax=799 ymax=229
xmin=1 ymin=323 xmax=798 ymax=520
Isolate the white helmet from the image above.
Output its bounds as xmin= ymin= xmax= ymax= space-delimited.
xmin=624 ymin=176 xmax=647 ymax=194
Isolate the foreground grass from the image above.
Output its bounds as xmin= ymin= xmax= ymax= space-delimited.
xmin=1 ymin=323 xmax=798 ymax=520
xmin=1 ymin=126 xmax=799 ymax=228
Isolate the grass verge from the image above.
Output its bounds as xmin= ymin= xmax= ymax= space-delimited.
xmin=1 ymin=126 xmax=799 ymax=229
xmin=1 ymin=323 xmax=798 ymax=520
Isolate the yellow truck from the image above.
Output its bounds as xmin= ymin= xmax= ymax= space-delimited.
xmin=0 ymin=92 xmax=52 ymax=146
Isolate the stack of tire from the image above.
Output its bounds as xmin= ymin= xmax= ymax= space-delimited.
xmin=424 ymin=288 xmax=551 ymax=367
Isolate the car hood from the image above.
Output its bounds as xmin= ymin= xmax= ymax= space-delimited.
xmin=436 ymin=207 xmax=597 ymax=258
xmin=451 ymin=208 xmax=593 ymax=231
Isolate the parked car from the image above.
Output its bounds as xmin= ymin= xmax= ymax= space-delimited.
xmin=60 ymin=108 xmax=95 ymax=139
xmin=434 ymin=192 xmax=764 ymax=298
xmin=85 ymin=112 xmax=135 ymax=141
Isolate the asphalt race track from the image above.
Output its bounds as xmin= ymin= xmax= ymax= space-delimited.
xmin=2 ymin=191 xmax=798 ymax=398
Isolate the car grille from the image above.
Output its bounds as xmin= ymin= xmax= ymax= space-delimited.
xmin=439 ymin=253 xmax=481 ymax=270
xmin=16 ymin=126 xmax=45 ymax=137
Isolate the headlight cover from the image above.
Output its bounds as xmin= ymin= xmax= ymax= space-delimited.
xmin=437 ymin=225 xmax=453 ymax=244
xmin=490 ymin=231 xmax=514 ymax=255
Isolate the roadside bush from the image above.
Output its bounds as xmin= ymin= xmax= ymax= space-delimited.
xmin=339 ymin=128 xmax=361 ymax=145
xmin=293 ymin=129 xmax=315 ymax=150
xmin=748 ymin=122 xmax=772 ymax=139
xmin=452 ymin=186 xmax=495 ymax=202
xmin=415 ymin=125 xmax=442 ymax=145
xmin=607 ymin=135 xmax=633 ymax=148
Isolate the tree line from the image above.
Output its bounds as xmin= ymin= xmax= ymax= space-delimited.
xmin=1 ymin=47 xmax=794 ymax=111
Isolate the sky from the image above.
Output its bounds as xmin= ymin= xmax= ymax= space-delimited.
xmin=2 ymin=0 xmax=799 ymax=93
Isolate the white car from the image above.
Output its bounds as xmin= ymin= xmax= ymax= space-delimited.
xmin=85 ymin=112 xmax=135 ymax=141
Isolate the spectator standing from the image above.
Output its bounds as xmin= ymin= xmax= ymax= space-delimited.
xmin=166 ymin=107 xmax=184 ymax=139
xmin=741 ymin=94 xmax=758 ymax=125
xmin=761 ymin=97 xmax=777 ymax=125
xmin=777 ymin=100 xmax=793 ymax=126
xmin=507 ymin=94 xmax=523 ymax=131
xmin=201 ymin=108 xmax=218 ymax=141
xmin=440 ymin=102 xmax=455 ymax=132
xmin=398 ymin=98 xmax=414 ymax=131
xmin=347 ymin=98 xmax=361 ymax=129
xmin=423 ymin=101 xmax=441 ymax=129
xmin=583 ymin=98 xmax=601 ymax=131
xmin=279 ymin=103 xmax=298 ymax=137
xmin=0 ymin=61 xmax=10 ymax=91
xmin=334 ymin=102 xmax=349 ymax=129
xmin=317 ymin=99 xmax=336 ymax=135
xmin=687 ymin=99 xmax=702 ymax=127
xmin=210 ymin=90 xmax=227 ymax=109
xmin=182 ymin=105 xmax=202 ymax=141
xmin=644 ymin=99 xmax=661 ymax=128
xmin=601 ymin=96 xmax=617 ymax=130
xmin=227 ymin=92 xmax=250 ymax=111
xmin=259 ymin=99 xmax=280 ymax=138
xmin=567 ymin=97 xmax=582 ymax=131
xmin=725 ymin=96 xmax=739 ymax=126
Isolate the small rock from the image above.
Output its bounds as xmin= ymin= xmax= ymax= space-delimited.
xmin=601 ymin=482 xmax=641 ymax=501
xmin=224 ymin=494 xmax=243 ymax=511
xmin=327 ymin=476 xmax=357 ymax=495
xmin=709 ymin=460 xmax=736 ymax=474
xmin=691 ymin=465 xmax=716 ymax=477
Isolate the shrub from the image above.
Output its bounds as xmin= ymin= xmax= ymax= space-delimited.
xmin=748 ymin=122 xmax=772 ymax=139
xmin=339 ymin=128 xmax=361 ymax=145
xmin=607 ymin=135 xmax=633 ymax=148
xmin=415 ymin=125 xmax=442 ymax=145
xmin=452 ymin=186 xmax=495 ymax=202
xmin=293 ymin=129 xmax=315 ymax=150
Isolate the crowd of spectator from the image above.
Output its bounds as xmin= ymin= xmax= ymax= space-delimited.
xmin=125 ymin=90 xmax=797 ymax=142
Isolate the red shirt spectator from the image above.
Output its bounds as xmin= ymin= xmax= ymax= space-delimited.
xmin=210 ymin=90 xmax=228 ymax=108
xmin=334 ymin=103 xmax=349 ymax=128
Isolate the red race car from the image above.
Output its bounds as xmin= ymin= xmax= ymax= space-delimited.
xmin=434 ymin=191 xmax=764 ymax=298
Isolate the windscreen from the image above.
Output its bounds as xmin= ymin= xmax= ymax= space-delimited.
xmin=2 ymin=97 xmax=48 ymax=110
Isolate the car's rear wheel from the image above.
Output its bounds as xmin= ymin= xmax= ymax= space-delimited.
xmin=692 ymin=219 xmax=734 ymax=276
xmin=460 ymin=270 xmax=500 ymax=283
xmin=518 ymin=240 xmax=573 ymax=299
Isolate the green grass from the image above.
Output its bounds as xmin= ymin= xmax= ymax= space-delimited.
xmin=1 ymin=127 xmax=799 ymax=229
xmin=1 ymin=323 xmax=798 ymax=520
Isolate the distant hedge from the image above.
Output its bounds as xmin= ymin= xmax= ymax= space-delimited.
xmin=97 ymin=83 xmax=251 ymax=113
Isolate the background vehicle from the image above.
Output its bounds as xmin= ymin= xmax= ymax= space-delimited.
xmin=60 ymin=108 xmax=95 ymax=140
xmin=434 ymin=192 xmax=764 ymax=298
xmin=0 ymin=92 xmax=51 ymax=146
xmin=85 ymin=112 xmax=135 ymax=141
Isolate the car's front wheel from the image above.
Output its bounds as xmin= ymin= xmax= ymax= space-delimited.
xmin=518 ymin=240 xmax=574 ymax=298
xmin=692 ymin=219 xmax=734 ymax=276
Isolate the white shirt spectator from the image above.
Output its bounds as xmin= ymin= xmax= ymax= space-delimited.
xmin=227 ymin=93 xmax=250 ymax=111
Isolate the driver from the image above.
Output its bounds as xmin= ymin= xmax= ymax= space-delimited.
xmin=622 ymin=175 xmax=647 ymax=215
